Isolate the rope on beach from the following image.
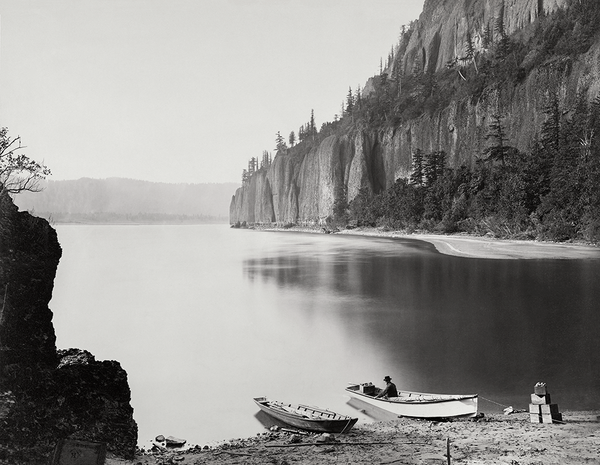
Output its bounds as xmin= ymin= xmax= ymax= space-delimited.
xmin=479 ymin=396 xmax=510 ymax=408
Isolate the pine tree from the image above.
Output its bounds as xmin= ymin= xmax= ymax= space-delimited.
xmin=248 ymin=157 xmax=257 ymax=174
xmin=261 ymin=150 xmax=271 ymax=168
xmin=541 ymin=93 xmax=561 ymax=153
xmin=345 ymin=87 xmax=354 ymax=115
xmin=275 ymin=131 xmax=287 ymax=152
xmin=484 ymin=113 xmax=511 ymax=165
xmin=309 ymin=109 xmax=316 ymax=139
xmin=423 ymin=151 xmax=446 ymax=186
xmin=482 ymin=22 xmax=493 ymax=49
xmin=465 ymin=31 xmax=475 ymax=60
xmin=409 ymin=149 xmax=424 ymax=186
xmin=494 ymin=3 xmax=511 ymax=61
xmin=465 ymin=31 xmax=479 ymax=73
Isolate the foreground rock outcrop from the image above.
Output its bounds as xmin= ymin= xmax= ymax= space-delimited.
xmin=0 ymin=192 xmax=137 ymax=463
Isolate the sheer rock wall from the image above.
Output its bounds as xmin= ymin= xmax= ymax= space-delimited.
xmin=230 ymin=0 xmax=598 ymax=226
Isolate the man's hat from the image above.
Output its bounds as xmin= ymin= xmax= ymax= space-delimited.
xmin=384 ymin=375 xmax=392 ymax=382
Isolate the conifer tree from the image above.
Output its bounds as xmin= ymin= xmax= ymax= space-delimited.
xmin=261 ymin=150 xmax=271 ymax=168
xmin=409 ymin=148 xmax=424 ymax=186
xmin=484 ymin=113 xmax=511 ymax=165
xmin=541 ymin=93 xmax=561 ymax=153
xmin=345 ymin=87 xmax=354 ymax=115
xmin=275 ymin=131 xmax=287 ymax=152
xmin=494 ymin=10 xmax=511 ymax=61
xmin=423 ymin=151 xmax=446 ymax=186
xmin=309 ymin=110 xmax=316 ymax=139
xmin=482 ymin=22 xmax=493 ymax=49
xmin=465 ymin=31 xmax=479 ymax=73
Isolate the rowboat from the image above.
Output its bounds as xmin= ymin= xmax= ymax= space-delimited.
xmin=253 ymin=396 xmax=358 ymax=433
xmin=345 ymin=383 xmax=478 ymax=419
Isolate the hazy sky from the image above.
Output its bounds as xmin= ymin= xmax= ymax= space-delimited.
xmin=0 ymin=0 xmax=425 ymax=184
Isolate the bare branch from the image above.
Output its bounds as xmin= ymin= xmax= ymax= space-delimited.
xmin=0 ymin=127 xmax=51 ymax=195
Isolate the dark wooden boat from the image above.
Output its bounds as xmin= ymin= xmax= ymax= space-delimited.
xmin=253 ymin=396 xmax=358 ymax=433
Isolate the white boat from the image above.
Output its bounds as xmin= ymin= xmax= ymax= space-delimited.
xmin=345 ymin=383 xmax=478 ymax=419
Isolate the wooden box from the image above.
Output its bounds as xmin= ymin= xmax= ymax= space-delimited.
xmin=540 ymin=404 xmax=559 ymax=415
xmin=531 ymin=393 xmax=551 ymax=405
xmin=534 ymin=383 xmax=547 ymax=396
xmin=529 ymin=404 xmax=562 ymax=424
xmin=360 ymin=384 xmax=376 ymax=395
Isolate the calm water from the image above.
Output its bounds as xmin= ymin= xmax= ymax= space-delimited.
xmin=51 ymin=225 xmax=600 ymax=447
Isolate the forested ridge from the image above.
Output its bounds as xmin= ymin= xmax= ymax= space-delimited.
xmin=237 ymin=0 xmax=600 ymax=242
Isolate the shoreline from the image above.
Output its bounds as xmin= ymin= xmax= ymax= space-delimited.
xmin=110 ymin=411 xmax=600 ymax=464
xmin=254 ymin=225 xmax=600 ymax=260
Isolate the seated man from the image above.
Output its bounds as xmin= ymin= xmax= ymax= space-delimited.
xmin=376 ymin=375 xmax=398 ymax=398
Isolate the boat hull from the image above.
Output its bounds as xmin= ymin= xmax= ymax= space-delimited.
xmin=253 ymin=397 xmax=358 ymax=433
xmin=345 ymin=384 xmax=478 ymax=419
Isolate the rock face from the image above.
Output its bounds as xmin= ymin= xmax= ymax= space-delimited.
xmin=399 ymin=0 xmax=567 ymax=75
xmin=55 ymin=349 xmax=138 ymax=457
xmin=230 ymin=0 xmax=600 ymax=226
xmin=0 ymin=191 xmax=61 ymax=370
xmin=0 ymin=192 xmax=137 ymax=462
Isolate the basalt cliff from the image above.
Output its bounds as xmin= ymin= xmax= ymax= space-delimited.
xmin=0 ymin=192 xmax=137 ymax=463
xmin=230 ymin=0 xmax=599 ymax=226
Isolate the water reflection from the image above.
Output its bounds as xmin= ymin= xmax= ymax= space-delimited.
xmin=244 ymin=233 xmax=600 ymax=410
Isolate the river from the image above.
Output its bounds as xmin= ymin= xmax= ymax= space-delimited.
xmin=50 ymin=224 xmax=600 ymax=447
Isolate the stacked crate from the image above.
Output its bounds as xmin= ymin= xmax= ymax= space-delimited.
xmin=529 ymin=382 xmax=562 ymax=423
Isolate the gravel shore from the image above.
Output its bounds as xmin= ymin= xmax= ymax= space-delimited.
xmin=108 ymin=411 xmax=599 ymax=464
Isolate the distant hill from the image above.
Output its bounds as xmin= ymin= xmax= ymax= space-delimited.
xmin=15 ymin=178 xmax=239 ymax=224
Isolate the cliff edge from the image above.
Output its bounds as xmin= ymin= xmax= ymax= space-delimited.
xmin=399 ymin=0 xmax=567 ymax=75
xmin=230 ymin=0 xmax=600 ymax=227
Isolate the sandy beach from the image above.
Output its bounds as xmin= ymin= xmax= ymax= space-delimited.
xmin=343 ymin=229 xmax=600 ymax=260
xmin=108 ymin=411 xmax=600 ymax=464
xmin=259 ymin=226 xmax=600 ymax=260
